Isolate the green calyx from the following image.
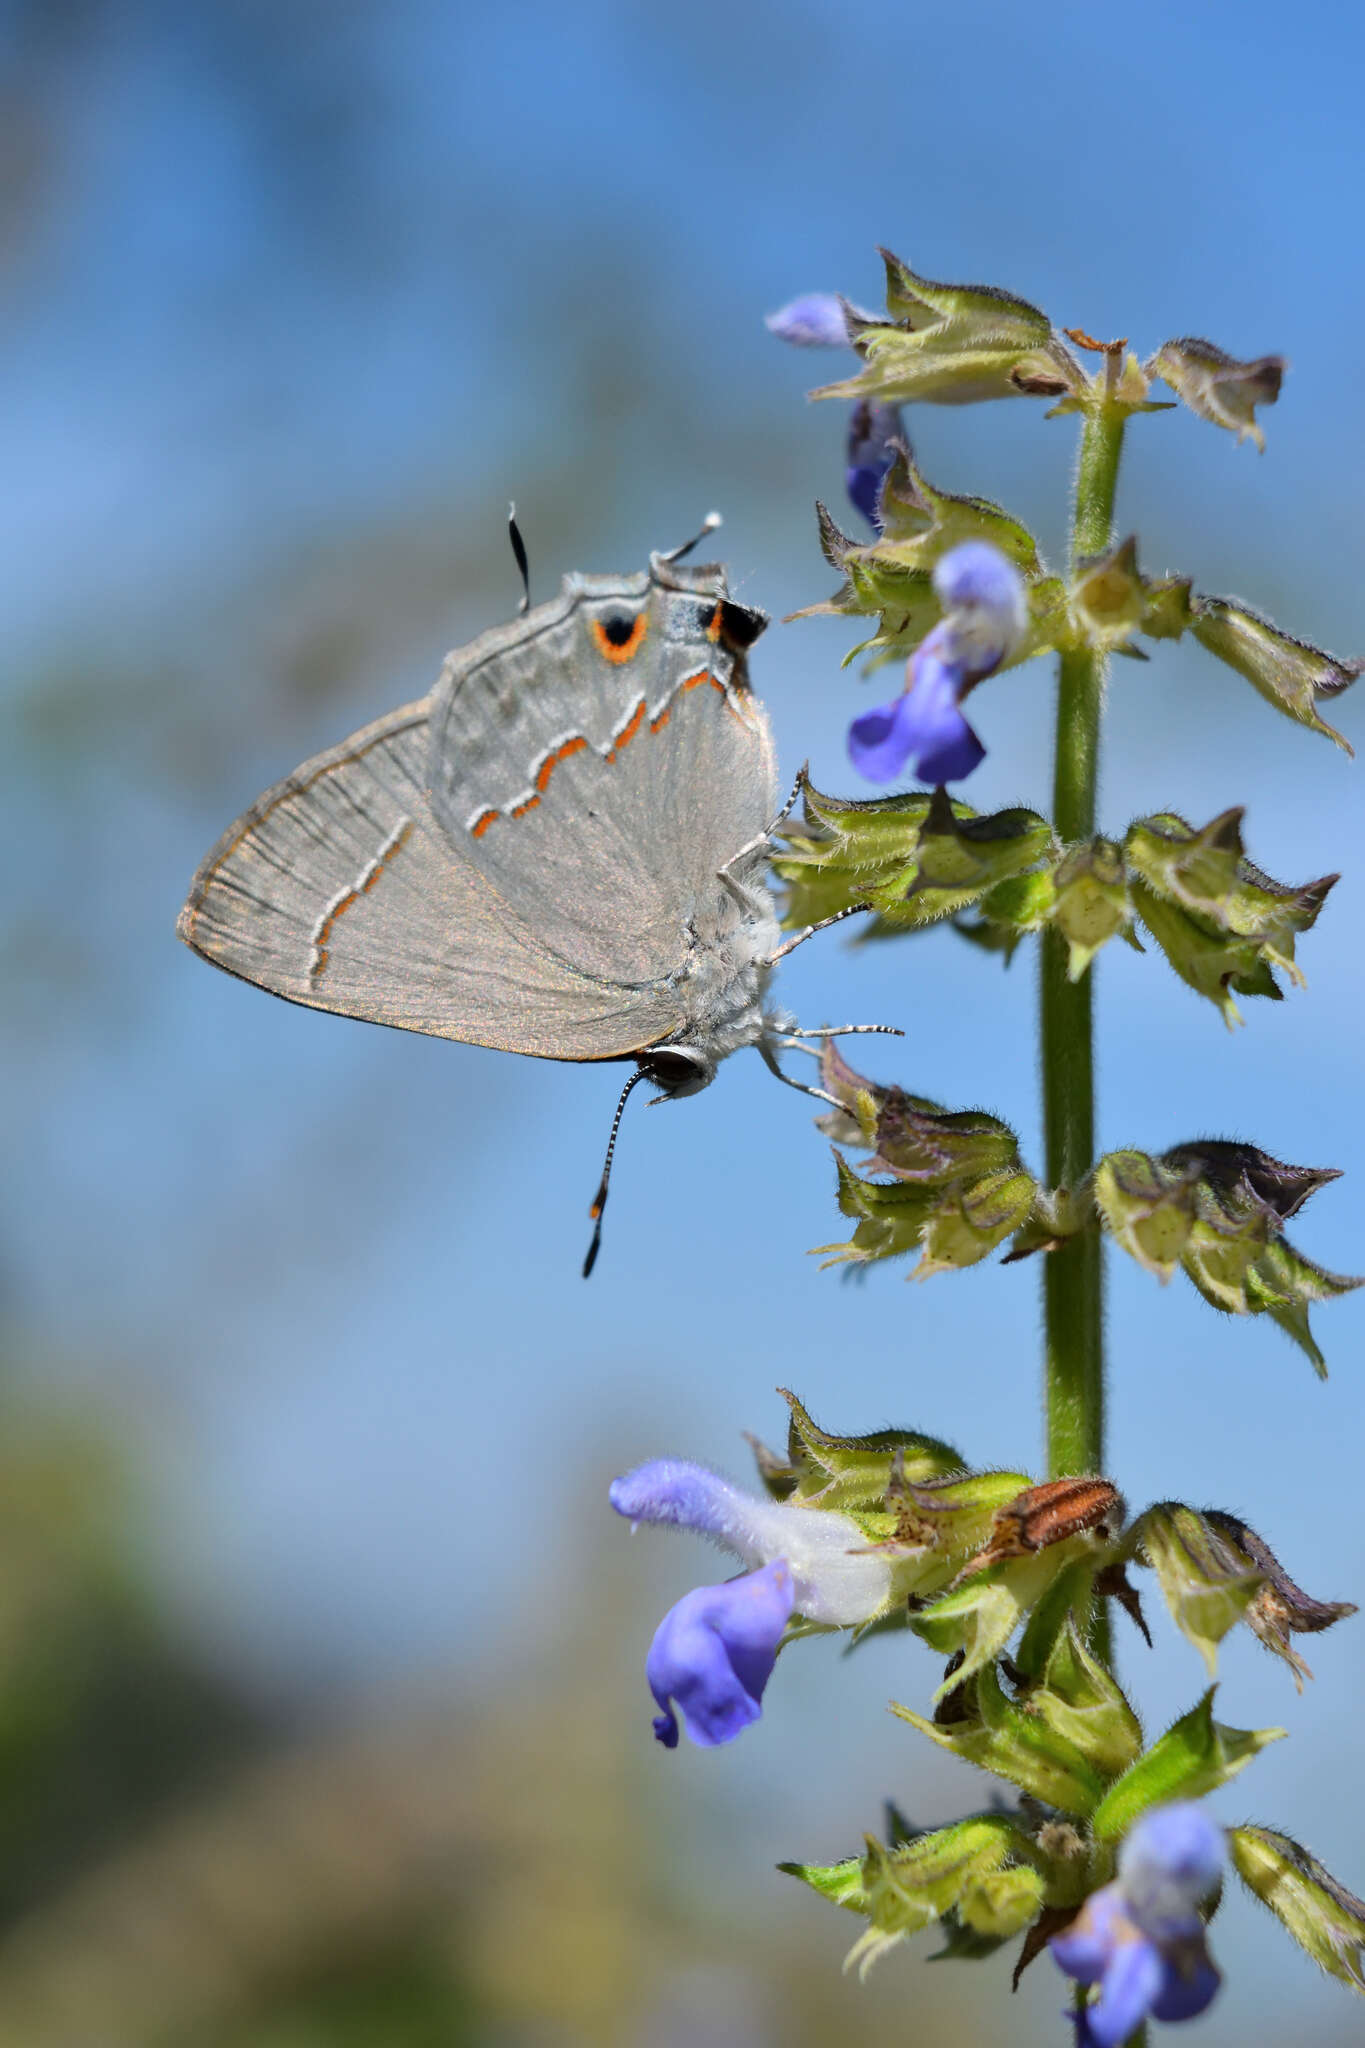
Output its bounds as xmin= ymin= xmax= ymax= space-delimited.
xmin=1130 ymin=1501 xmax=1357 ymax=1686
xmin=807 ymin=250 xmax=1081 ymax=411
xmin=770 ymin=1388 xmax=964 ymax=1509
xmin=1125 ymin=808 xmax=1336 ymax=1022
xmin=894 ymin=1659 xmax=1112 ymax=1819
xmin=1189 ymin=596 xmax=1362 ymax=752
xmin=785 ymin=1678 xmax=1281 ymax=1974
xmin=779 ymin=780 xmax=1335 ymax=1010
xmin=868 ymin=439 xmax=1042 ymax=574
xmin=1148 ymin=336 xmax=1286 ymax=449
xmin=1092 ymin=1140 xmax=1359 ymax=1374
xmin=782 ymin=1810 xmax=1052 ymax=1979
xmin=808 ymin=1044 xmax=1358 ymax=1366
xmin=775 ymin=778 xmax=1054 ymax=937
xmin=1228 ymin=1826 xmax=1365 ymax=1992
xmin=813 ymin=1036 xmax=1036 ymax=1280
xmin=969 ymin=803 xmax=1334 ymax=1005
xmin=795 ymin=481 xmax=1362 ymax=754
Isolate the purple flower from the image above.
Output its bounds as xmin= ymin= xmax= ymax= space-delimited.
xmin=1051 ymin=1804 xmax=1225 ymax=2047
xmin=766 ymin=295 xmax=906 ymax=533
xmin=645 ymin=1561 xmax=794 ymax=1748
xmin=847 ymin=540 xmax=1028 ymax=785
xmin=848 ymin=625 xmax=983 ymax=782
xmin=765 ymin=292 xmax=857 ymax=348
xmin=845 ymin=399 xmax=904 ymax=531
xmin=610 ymin=1458 xmax=894 ymax=1749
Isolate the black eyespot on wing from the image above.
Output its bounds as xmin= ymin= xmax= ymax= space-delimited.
xmin=590 ymin=610 xmax=650 ymax=664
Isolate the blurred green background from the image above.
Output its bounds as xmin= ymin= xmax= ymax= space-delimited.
xmin=3 ymin=1 xmax=1365 ymax=2041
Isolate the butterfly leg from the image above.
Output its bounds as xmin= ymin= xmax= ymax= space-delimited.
xmin=755 ymin=1032 xmax=847 ymax=1108
xmin=714 ymin=762 xmax=808 ymax=904
xmin=758 ymin=901 xmax=872 ymax=967
xmin=778 ymin=1023 xmax=904 ymax=1042
xmin=768 ymin=762 xmax=807 ymax=832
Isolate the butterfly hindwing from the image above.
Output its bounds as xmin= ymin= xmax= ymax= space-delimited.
xmin=177 ymin=697 xmax=686 ymax=1058
xmin=425 ymin=559 xmax=776 ymax=985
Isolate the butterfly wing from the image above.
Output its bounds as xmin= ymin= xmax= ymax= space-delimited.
xmin=177 ymin=697 xmax=687 ymax=1059
xmin=426 ymin=560 xmax=778 ymax=985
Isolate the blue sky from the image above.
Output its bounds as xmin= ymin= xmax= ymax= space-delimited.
xmin=3 ymin=1 xmax=1365 ymax=2036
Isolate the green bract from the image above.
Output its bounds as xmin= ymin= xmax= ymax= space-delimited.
xmin=1088 ymin=1688 xmax=1284 ymax=1841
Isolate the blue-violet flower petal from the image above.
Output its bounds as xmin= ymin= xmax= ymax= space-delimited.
xmin=645 ymin=1561 xmax=794 ymax=1748
xmin=1119 ymin=1803 xmax=1225 ymax=1943
xmin=845 ymin=399 xmax=904 ymax=530
xmin=765 ymin=293 xmax=853 ymax=349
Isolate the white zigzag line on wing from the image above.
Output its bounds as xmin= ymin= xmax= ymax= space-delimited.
xmin=307 ymin=815 xmax=413 ymax=979
xmin=462 ymin=669 xmax=754 ymax=838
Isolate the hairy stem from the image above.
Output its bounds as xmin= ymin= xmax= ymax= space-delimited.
xmin=1042 ymin=398 xmax=1126 ymax=1487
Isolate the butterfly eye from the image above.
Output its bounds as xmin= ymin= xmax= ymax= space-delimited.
xmin=592 ymin=611 xmax=649 ymax=663
xmin=639 ymin=1046 xmax=713 ymax=1098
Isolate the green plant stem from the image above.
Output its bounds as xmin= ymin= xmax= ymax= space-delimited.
xmin=1042 ymin=398 xmax=1127 ymax=1488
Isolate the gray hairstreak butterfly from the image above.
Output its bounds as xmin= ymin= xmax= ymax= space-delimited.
xmin=178 ymin=516 xmax=894 ymax=1271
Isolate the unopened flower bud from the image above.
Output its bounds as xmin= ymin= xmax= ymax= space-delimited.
xmin=765 ymin=292 xmax=859 ymax=348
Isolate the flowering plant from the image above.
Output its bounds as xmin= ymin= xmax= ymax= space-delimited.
xmin=612 ymin=255 xmax=1365 ymax=2039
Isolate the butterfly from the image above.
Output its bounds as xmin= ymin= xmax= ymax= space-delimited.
xmin=178 ymin=519 xmax=890 ymax=1269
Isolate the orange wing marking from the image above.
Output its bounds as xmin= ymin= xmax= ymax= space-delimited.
xmin=308 ymin=817 xmax=413 ymax=981
xmin=466 ymin=669 xmax=730 ymax=831
xmin=535 ymin=733 xmax=588 ymax=789
xmin=181 ymin=711 xmax=427 ymax=949
xmin=606 ymin=697 xmax=647 ymax=761
xmin=652 ymin=668 xmax=721 ymax=734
